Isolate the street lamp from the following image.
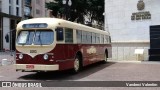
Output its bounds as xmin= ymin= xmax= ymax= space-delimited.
xmin=62 ymin=0 xmax=72 ymax=20
xmin=68 ymin=0 xmax=72 ymax=6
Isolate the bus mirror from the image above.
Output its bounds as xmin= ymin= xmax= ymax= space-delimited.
xmin=5 ymin=34 xmax=9 ymax=43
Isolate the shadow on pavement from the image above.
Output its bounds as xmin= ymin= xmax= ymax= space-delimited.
xmin=18 ymin=62 xmax=115 ymax=81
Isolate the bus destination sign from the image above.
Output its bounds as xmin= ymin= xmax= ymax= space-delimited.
xmin=23 ymin=23 xmax=48 ymax=29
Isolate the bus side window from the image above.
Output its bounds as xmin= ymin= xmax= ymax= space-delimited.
xmin=101 ymin=35 xmax=104 ymax=44
xmin=65 ymin=28 xmax=73 ymax=43
xmin=82 ymin=31 xmax=87 ymax=44
xmin=86 ymin=32 xmax=92 ymax=44
xmin=92 ymin=33 xmax=96 ymax=44
xmin=96 ymin=33 xmax=100 ymax=44
xmin=76 ymin=30 xmax=82 ymax=43
xmin=104 ymin=35 xmax=108 ymax=44
xmin=56 ymin=28 xmax=64 ymax=41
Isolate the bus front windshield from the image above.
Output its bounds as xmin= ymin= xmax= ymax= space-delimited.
xmin=17 ymin=30 xmax=54 ymax=45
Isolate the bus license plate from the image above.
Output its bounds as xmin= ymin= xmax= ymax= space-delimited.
xmin=26 ymin=65 xmax=34 ymax=69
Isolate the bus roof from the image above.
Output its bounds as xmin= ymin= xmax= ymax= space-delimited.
xmin=17 ymin=18 xmax=109 ymax=35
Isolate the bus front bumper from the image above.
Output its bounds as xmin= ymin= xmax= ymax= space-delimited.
xmin=15 ymin=64 xmax=59 ymax=72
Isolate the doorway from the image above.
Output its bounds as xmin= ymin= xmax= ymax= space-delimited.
xmin=149 ymin=25 xmax=160 ymax=61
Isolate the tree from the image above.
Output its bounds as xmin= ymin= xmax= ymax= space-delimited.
xmin=46 ymin=0 xmax=104 ymax=25
xmin=85 ymin=0 xmax=104 ymax=25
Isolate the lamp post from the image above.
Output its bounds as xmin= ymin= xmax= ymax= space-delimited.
xmin=62 ymin=0 xmax=72 ymax=20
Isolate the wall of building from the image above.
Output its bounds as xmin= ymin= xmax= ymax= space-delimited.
xmin=1 ymin=0 xmax=9 ymax=13
xmin=105 ymin=0 xmax=160 ymax=42
xmin=2 ymin=0 xmax=22 ymax=16
xmin=3 ymin=18 xmax=10 ymax=50
xmin=1 ymin=0 xmax=10 ymax=50
xmin=32 ymin=0 xmax=45 ymax=18
xmin=32 ymin=0 xmax=52 ymax=18
xmin=105 ymin=0 xmax=160 ymax=60
xmin=11 ymin=0 xmax=22 ymax=16
xmin=23 ymin=0 xmax=32 ymax=19
xmin=112 ymin=42 xmax=149 ymax=61
xmin=0 ymin=0 xmax=22 ymax=50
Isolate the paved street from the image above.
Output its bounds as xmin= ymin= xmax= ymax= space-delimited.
xmin=1 ymin=53 xmax=160 ymax=89
xmin=1 ymin=61 xmax=160 ymax=81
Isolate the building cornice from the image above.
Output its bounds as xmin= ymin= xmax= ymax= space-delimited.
xmin=0 ymin=12 xmax=22 ymax=20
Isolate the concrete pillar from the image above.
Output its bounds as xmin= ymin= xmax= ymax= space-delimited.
xmin=3 ymin=17 xmax=10 ymax=50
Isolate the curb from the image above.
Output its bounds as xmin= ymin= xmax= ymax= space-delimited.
xmin=108 ymin=60 xmax=160 ymax=64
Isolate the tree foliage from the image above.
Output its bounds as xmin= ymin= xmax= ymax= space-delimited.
xmin=46 ymin=0 xmax=104 ymax=25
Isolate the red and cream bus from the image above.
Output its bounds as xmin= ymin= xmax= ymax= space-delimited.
xmin=15 ymin=18 xmax=112 ymax=73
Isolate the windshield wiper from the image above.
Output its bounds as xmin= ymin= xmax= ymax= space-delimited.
xmin=39 ymin=31 xmax=42 ymax=46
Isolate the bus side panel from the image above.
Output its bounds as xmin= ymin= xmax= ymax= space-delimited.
xmin=16 ymin=44 xmax=112 ymax=71
xmin=107 ymin=44 xmax=112 ymax=58
xmin=80 ymin=45 xmax=92 ymax=66
xmin=97 ymin=44 xmax=104 ymax=61
xmin=52 ymin=44 xmax=79 ymax=70
xmin=81 ymin=44 xmax=112 ymax=65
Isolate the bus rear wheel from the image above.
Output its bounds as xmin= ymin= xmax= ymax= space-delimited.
xmin=72 ymin=55 xmax=81 ymax=73
xmin=103 ymin=53 xmax=108 ymax=63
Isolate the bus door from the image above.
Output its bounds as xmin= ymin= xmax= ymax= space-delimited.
xmin=64 ymin=28 xmax=74 ymax=59
xmin=56 ymin=28 xmax=66 ymax=60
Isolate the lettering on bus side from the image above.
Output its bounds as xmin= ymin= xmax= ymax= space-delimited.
xmin=30 ymin=50 xmax=37 ymax=53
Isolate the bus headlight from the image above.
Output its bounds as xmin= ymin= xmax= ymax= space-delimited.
xmin=43 ymin=54 xmax=48 ymax=60
xmin=19 ymin=54 xmax=23 ymax=59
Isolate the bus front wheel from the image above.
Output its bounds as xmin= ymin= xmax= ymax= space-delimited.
xmin=72 ymin=55 xmax=81 ymax=73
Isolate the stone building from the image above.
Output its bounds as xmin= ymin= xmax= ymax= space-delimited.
xmin=0 ymin=0 xmax=22 ymax=51
xmin=0 ymin=0 xmax=53 ymax=51
xmin=105 ymin=0 xmax=160 ymax=61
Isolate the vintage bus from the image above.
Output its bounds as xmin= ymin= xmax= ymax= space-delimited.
xmin=15 ymin=18 xmax=112 ymax=73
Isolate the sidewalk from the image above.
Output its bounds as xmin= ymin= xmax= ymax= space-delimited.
xmin=108 ymin=60 xmax=160 ymax=64
xmin=0 ymin=51 xmax=15 ymax=66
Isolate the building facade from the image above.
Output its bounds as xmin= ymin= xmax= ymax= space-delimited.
xmin=23 ymin=0 xmax=53 ymax=19
xmin=32 ymin=0 xmax=46 ymax=18
xmin=0 ymin=0 xmax=22 ymax=51
xmin=23 ymin=0 xmax=32 ymax=19
xmin=0 ymin=0 xmax=53 ymax=51
xmin=105 ymin=0 xmax=160 ymax=61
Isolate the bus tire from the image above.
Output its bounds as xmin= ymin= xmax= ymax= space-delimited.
xmin=72 ymin=55 xmax=81 ymax=73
